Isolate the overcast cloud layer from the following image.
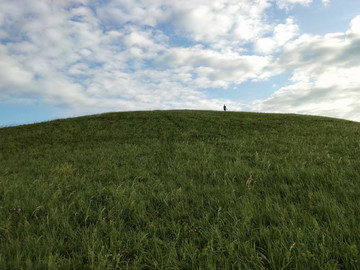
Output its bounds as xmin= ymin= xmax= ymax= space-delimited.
xmin=1 ymin=0 xmax=359 ymax=122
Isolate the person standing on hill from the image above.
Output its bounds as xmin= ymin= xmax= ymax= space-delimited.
xmin=223 ymin=104 xmax=227 ymax=111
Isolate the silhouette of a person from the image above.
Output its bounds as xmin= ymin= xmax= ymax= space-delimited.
xmin=223 ymin=104 xmax=227 ymax=111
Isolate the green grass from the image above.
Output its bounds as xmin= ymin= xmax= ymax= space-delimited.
xmin=1 ymin=110 xmax=359 ymax=269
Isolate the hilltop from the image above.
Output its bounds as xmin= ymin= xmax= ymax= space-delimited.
xmin=1 ymin=110 xmax=359 ymax=269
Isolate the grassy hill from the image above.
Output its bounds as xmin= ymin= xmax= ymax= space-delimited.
xmin=1 ymin=110 xmax=359 ymax=269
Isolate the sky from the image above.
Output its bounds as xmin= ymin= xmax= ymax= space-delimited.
xmin=0 ymin=0 xmax=359 ymax=126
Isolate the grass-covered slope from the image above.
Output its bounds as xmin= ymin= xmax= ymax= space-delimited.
xmin=1 ymin=110 xmax=359 ymax=269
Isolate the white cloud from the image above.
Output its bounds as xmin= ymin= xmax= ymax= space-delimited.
xmin=274 ymin=18 xmax=299 ymax=45
xmin=96 ymin=0 xmax=273 ymax=49
xmin=348 ymin=15 xmax=360 ymax=35
xmin=252 ymin=15 xmax=360 ymax=121
xmin=252 ymin=81 xmax=360 ymax=121
xmin=0 ymin=45 xmax=34 ymax=91
xmin=255 ymin=38 xmax=278 ymax=55
xmin=156 ymin=46 xmax=271 ymax=87
xmin=0 ymin=0 xmax=359 ymax=122
xmin=171 ymin=0 xmax=273 ymax=48
xmin=255 ymin=17 xmax=299 ymax=54
xmin=0 ymin=0 xmax=276 ymax=113
xmin=275 ymin=0 xmax=312 ymax=9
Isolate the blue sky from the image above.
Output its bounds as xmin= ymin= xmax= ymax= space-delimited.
xmin=1 ymin=0 xmax=360 ymax=126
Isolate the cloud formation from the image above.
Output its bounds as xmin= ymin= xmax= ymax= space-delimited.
xmin=255 ymin=18 xmax=299 ymax=54
xmin=253 ymin=15 xmax=360 ymax=121
xmin=0 ymin=0 xmax=359 ymax=121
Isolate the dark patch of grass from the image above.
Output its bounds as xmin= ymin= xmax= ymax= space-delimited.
xmin=1 ymin=110 xmax=360 ymax=269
